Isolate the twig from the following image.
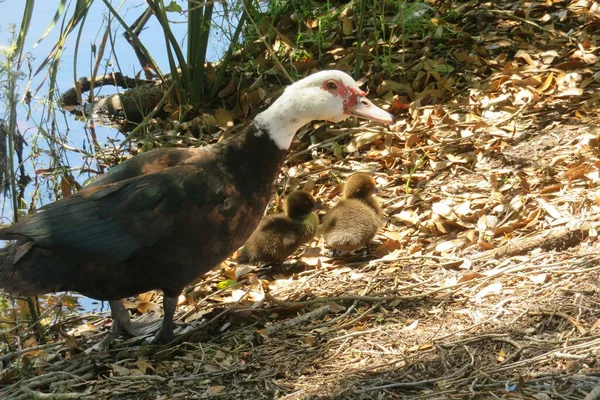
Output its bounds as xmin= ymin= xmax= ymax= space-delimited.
xmin=331 ymin=302 xmax=381 ymax=333
xmin=0 ymin=342 xmax=64 ymax=362
xmin=285 ymin=132 xmax=350 ymax=163
xmin=2 ymin=365 xmax=95 ymax=400
xmin=178 ymin=279 xmax=247 ymax=322
xmin=356 ymin=363 xmax=472 ymax=393
xmin=106 ymin=375 xmax=166 ymax=382
xmin=22 ymin=390 xmax=83 ymax=400
xmin=306 ymin=264 xmax=382 ymax=331
xmin=438 ymin=333 xmax=511 ymax=348
xmin=487 ymin=9 xmax=572 ymax=39
xmin=529 ymin=310 xmax=587 ymax=335
xmin=267 ymin=304 xmax=335 ymax=336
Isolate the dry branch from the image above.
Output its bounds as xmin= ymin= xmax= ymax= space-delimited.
xmin=472 ymin=224 xmax=591 ymax=261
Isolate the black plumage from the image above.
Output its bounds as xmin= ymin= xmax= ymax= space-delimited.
xmin=1 ymin=125 xmax=285 ymax=344
xmin=321 ymin=172 xmax=382 ymax=252
xmin=236 ymin=191 xmax=319 ymax=264
xmin=0 ymin=70 xmax=394 ymax=348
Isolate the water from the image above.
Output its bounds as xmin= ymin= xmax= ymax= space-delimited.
xmin=0 ymin=0 xmax=231 ymax=314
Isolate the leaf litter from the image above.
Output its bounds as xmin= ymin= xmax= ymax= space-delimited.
xmin=4 ymin=0 xmax=600 ymax=399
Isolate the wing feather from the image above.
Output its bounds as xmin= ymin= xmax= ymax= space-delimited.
xmin=0 ymin=165 xmax=205 ymax=264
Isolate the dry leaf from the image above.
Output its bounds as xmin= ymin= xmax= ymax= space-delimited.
xmin=435 ymin=239 xmax=465 ymax=253
xmin=394 ymin=210 xmax=420 ymax=225
xmin=474 ymin=282 xmax=503 ymax=302
xmin=403 ymin=320 xmax=419 ymax=331
xmin=215 ymin=108 xmax=234 ymax=130
xmin=528 ymin=273 xmax=549 ymax=284
xmin=67 ymin=323 xmax=98 ymax=337
xmin=268 ymin=277 xmax=293 ymax=291
xmin=458 ymin=273 xmax=486 ymax=283
xmin=344 ymin=131 xmax=384 ymax=152
xmin=432 ymin=202 xmax=453 ymax=219
xmin=537 ymin=198 xmax=562 ymax=220
xmin=137 ymin=301 xmax=161 ymax=314
xmin=342 ymin=17 xmax=353 ymax=35
xmin=218 ymin=80 xmax=236 ymax=98
xmin=300 ymin=246 xmax=322 ymax=267
xmin=303 ymin=336 xmax=316 ymax=347
xmin=556 ymin=87 xmax=583 ymax=97
xmin=111 ymin=364 xmax=131 ymax=376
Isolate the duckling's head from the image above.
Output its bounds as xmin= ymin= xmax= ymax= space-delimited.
xmin=284 ymin=191 xmax=317 ymax=219
xmin=343 ymin=172 xmax=377 ymax=200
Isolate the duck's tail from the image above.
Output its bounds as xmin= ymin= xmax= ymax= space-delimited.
xmin=0 ymin=240 xmax=44 ymax=296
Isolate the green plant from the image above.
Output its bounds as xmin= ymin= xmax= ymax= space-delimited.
xmin=0 ymin=4 xmax=48 ymax=344
xmin=247 ymin=0 xmax=338 ymax=71
xmin=364 ymin=0 xmax=434 ymax=74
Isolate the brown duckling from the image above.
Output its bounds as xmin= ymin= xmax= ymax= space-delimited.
xmin=236 ymin=191 xmax=319 ymax=264
xmin=321 ymin=172 xmax=381 ymax=252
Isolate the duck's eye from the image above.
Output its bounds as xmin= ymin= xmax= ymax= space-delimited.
xmin=326 ymin=81 xmax=338 ymax=91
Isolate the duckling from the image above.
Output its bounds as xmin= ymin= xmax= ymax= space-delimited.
xmin=236 ymin=191 xmax=319 ymax=264
xmin=321 ymin=173 xmax=381 ymax=252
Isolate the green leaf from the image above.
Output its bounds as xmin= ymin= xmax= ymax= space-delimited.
xmin=434 ymin=64 xmax=454 ymax=73
xmin=331 ymin=142 xmax=344 ymax=160
xmin=217 ymin=279 xmax=237 ymax=290
xmin=164 ymin=1 xmax=182 ymax=13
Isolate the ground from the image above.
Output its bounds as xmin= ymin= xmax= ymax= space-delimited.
xmin=2 ymin=0 xmax=600 ymax=399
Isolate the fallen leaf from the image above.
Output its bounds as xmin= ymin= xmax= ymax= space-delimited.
xmin=403 ymin=320 xmax=419 ymax=331
xmin=300 ymin=246 xmax=322 ymax=267
xmin=342 ymin=16 xmax=353 ymax=35
xmin=137 ymin=301 xmax=161 ymax=314
xmin=457 ymin=273 xmax=486 ymax=283
xmin=215 ymin=108 xmax=234 ymax=130
xmin=67 ymin=323 xmax=99 ymax=337
xmin=111 ymin=364 xmax=131 ymax=376
xmin=473 ymin=282 xmax=503 ymax=302
xmin=528 ymin=273 xmax=549 ymax=284
xmin=344 ymin=131 xmax=384 ymax=152
xmin=303 ymin=336 xmax=316 ymax=347
xmin=555 ymin=87 xmax=583 ymax=97
xmin=217 ymin=279 xmax=237 ymax=290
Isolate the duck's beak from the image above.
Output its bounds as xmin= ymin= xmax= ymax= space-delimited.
xmin=345 ymin=96 xmax=395 ymax=125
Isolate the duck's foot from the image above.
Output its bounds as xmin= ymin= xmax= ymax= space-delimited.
xmin=86 ymin=300 xmax=140 ymax=353
xmin=327 ymin=248 xmax=347 ymax=257
xmin=360 ymin=244 xmax=378 ymax=257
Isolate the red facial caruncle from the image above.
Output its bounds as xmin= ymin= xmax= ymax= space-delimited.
xmin=321 ymin=79 xmax=365 ymax=113
xmin=320 ymin=78 xmax=394 ymax=125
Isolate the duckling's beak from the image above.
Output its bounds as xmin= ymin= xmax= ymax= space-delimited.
xmin=345 ymin=95 xmax=395 ymax=125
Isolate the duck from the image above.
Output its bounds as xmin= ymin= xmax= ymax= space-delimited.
xmin=0 ymin=70 xmax=394 ymax=349
xmin=321 ymin=172 xmax=382 ymax=252
xmin=236 ymin=191 xmax=319 ymax=265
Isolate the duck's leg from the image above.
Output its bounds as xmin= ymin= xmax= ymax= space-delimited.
xmin=109 ymin=300 xmax=141 ymax=336
xmin=87 ymin=300 xmax=140 ymax=353
xmin=151 ymin=295 xmax=178 ymax=344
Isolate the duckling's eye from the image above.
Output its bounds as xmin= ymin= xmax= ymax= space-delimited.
xmin=326 ymin=81 xmax=338 ymax=91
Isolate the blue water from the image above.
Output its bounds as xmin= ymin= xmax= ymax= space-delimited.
xmin=0 ymin=0 xmax=230 ymax=311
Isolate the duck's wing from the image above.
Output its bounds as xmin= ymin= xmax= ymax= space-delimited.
xmin=0 ymin=164 xmax=225 ymax=265
xmin=89 ymin=148 xmax=202 ymax=187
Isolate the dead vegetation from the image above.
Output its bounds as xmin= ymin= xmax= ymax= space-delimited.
xmin=3 ymin=0 xmax=600 ymax=398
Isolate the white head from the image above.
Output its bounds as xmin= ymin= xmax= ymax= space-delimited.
xmin=255 ymin=70 xmax=394 ymax=150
